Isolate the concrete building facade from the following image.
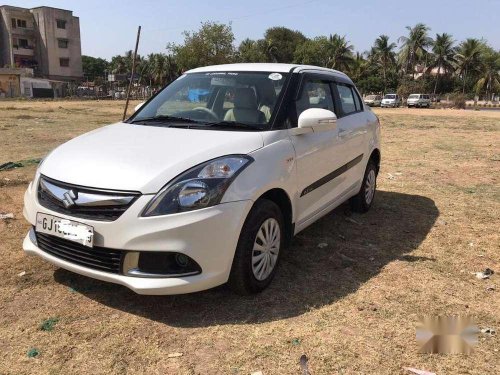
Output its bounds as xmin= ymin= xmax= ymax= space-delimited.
xmin=0 ymin=5 xmax=82 ymax=82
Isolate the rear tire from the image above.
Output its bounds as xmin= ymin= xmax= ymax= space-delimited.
xmin=350 ymin=160 xmax=377 ymax=213
xmin=229 ymin=199 xmax=284 ymax=295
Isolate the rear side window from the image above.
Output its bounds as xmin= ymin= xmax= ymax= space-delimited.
xmin=336 ymin=84 xmax=361 ymax=115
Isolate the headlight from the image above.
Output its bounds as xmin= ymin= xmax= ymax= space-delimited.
xmin=142 ymin=155 xmax=253 ymax=216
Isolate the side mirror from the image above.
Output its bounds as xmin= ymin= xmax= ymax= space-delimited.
xmin=134 ymin=102 xmax=145 ymax=112
xmin=291 ymin=108 xmax=337 ymax=135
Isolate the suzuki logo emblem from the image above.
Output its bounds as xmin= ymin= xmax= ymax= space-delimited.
xmin=62 ymin=190 xmax=77 ymax=208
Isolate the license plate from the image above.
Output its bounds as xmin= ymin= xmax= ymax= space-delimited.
xmin=36 ymin=212 xmax=94 ymax=247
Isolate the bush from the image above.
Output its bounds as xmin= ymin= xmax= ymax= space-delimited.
xmin=449 ymin=93 xmax=466 ymax=109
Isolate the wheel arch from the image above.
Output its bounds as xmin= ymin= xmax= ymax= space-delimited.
xmin=369 ymin=148 xmax=381 ymax=174
xmin=256 ymin=188 xmax=294 ymax=247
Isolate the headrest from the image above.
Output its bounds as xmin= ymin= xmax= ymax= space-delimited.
xmin=234 ymin=88 xmax=257 ymax=109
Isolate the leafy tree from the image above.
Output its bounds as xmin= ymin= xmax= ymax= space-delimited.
xmin=428 ymin=33 xmax=457 ymax=94
xmin=293 ymin=37 xmax=330 ymax=66
xmin=168 ymin=22 xmax=236 ymax=71
xmin=263 ymin=27 xmax=307 ymax=63
xmin=398 ymin=23 xmax=433 ymax=77
xmin=372 ymin=35 xmax=397 ymax=93
xmin=82 ymin=55 xmax=109 ymax=81
xmin=237 ymin=39 xmax=268 ymax=63
xmin=110 ymin=55 xmax=128 ymax=74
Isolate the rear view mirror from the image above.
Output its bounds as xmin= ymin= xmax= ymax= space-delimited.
xmin=292 ymin=108 xmax=337 ymax=135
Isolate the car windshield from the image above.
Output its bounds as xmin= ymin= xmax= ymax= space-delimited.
xmin=409 ymin=94 xmax=420 ymax=99
xmin=366 ymin=95 xmax=377 ymax=100
xmin=384 ymin=94 xmax=396 ymax=99
xmin=131 ymin=71 xmax=288 ymax=130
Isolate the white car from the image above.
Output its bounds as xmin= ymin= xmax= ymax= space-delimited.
xmin=381 ymin=94 xmax=401 ymax=108
xmin=23 ymin=63 xmax=381 ymax=295
xmin=407 ymin=93 xmax=431 ymax=108
xmin=364 ymin=94 xmax=382 ymax=107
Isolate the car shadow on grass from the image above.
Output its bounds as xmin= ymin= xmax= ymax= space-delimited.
xmin=54 ymin=190 xmax=438 ymax=327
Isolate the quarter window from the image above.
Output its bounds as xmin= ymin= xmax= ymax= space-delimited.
xmin=352 ymin=88 xmax=363 ymax=111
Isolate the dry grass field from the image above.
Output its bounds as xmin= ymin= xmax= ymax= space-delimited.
xmin=0 ymin=100 xmax=498 ymax=374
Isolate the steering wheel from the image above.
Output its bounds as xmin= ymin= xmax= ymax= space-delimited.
xmin=192 ymin=107 xmax=219 ymax=121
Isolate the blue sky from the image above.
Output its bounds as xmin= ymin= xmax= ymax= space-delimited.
xmin=8 ymin=0 xmax=500 ymax=59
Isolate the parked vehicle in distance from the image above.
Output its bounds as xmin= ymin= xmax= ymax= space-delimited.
xmin=381 ymin=94 xmax=401 ymax=108
xmin=407 ymin=94 xmax=431 ymax=108
xmin=364 ymin=94 xmax=382 ymax=107
xmin=23 ymin=63 xmax=381 ymax=295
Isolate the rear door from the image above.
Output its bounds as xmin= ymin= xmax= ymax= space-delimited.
xmin=332 ymin=82 xmax=369 ymax=191
xmin=288 ymin=73 xmax=346 ymax=225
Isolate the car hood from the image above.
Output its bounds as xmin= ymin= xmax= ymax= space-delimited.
xmin=40 ymin=122 xmax=264 ymax=193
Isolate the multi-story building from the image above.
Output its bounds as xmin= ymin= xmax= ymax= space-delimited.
xmin=0 ymin=5 xmax=82 ymax=82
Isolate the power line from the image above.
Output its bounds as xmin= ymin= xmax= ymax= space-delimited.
xmin=146 ymin=0 xmax=319 ymax=33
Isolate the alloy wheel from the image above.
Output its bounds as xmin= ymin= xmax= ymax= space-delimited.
xmin=365 ymin=169 xmax=376 ymax=205
xmin=251 ymin=218 xmax=280 ymax=281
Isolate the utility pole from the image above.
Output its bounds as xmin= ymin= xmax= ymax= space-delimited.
xmin=123 ymin=26 xmax=141 ymax=121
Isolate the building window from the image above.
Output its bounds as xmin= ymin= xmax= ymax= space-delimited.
xmin=19 ymin=39 xmax=29 ymax=48
xmin=17 ymin=19 xmax=27 ymax=28
xmin=59 ymin=58 xmax=70 ymax=67
xmin=56 ymin=19 xmax=66 ymax=29
xmin=11 ymin=18 xmax=16 ymax=28
xmin=58 ymin=39 xmax=69 ymax=48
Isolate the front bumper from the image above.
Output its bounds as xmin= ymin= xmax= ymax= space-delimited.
xmin=23 ymin=178 xmax=253 ymax=295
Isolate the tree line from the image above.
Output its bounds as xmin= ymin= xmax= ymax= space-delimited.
xmin=82 ymin=22 xmax=500 ymax=100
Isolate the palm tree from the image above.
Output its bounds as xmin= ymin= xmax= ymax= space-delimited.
xmin=348 ymin=52 xmax=368 ymax=83
xmin=372 ymin=35 xmax=397 ymax=93
xmin=398 ymin=23 xmax=433 ymax=77
xmin=455 ymin=38 xmax=483 ymax=93
xmin=428 ymin=33 xmax=456 ymax=94
xmin=474 ymin=51 xmax=500 ymax=101
xmin=327 ymin=34 xmax=354 ymax=71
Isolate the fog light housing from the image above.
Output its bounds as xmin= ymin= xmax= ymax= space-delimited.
xmin=123 ymin=251 xmax=202 ymax=278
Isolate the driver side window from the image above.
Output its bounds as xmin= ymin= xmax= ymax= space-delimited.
xmin=292 ymin=78 xmax=334 ymax=127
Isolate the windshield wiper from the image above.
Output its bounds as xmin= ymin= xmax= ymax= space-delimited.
xmin=130 ymin=115 xmax=197 ymax=124
xmin=199 ymin=121 xmax=263 ymax=131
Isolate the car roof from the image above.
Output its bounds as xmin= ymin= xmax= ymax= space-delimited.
xmin=186 ymin=63 xmax=350 ymax=80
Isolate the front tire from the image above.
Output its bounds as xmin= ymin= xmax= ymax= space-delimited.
xmin=350 ymin=160 xmax=377 ymax=213
xmin=229 ymin=199 xmax=284 ymax=295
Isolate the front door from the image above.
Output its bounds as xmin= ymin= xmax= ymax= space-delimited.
xmin=288 ymin=75 xmax=346 ymax=227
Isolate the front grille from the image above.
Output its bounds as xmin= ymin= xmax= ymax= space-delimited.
xmin=37 ymin=175 xmax=140 ymax=222
xmin=36 ymin=232 xmax=124 ymax=274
